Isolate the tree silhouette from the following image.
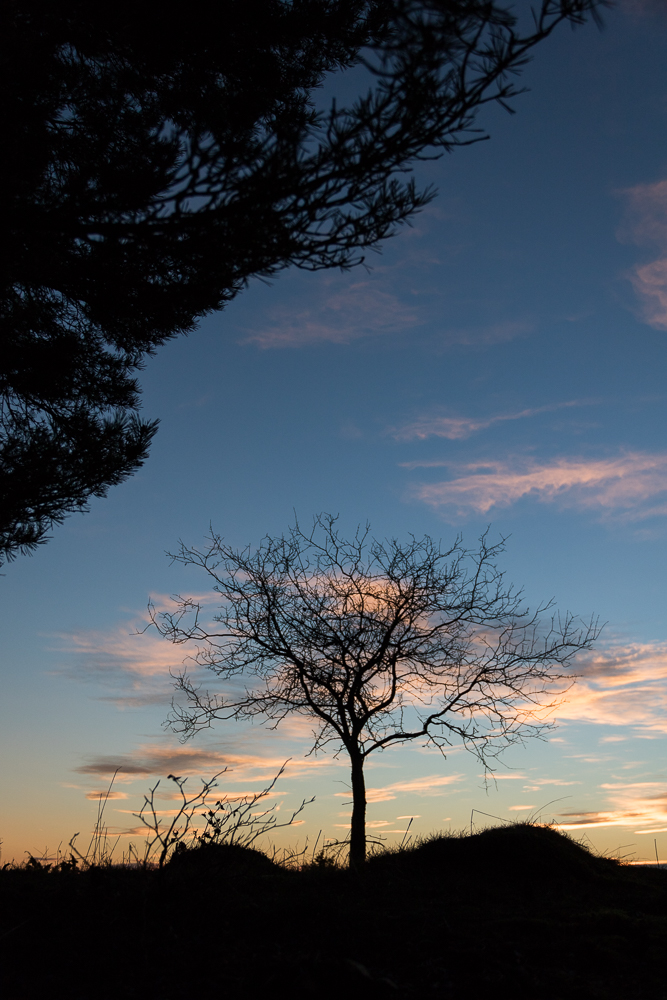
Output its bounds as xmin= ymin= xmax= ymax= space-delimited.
xmin=149 ymin=514 xmax=600 ymax=868
xmin=1 ymin=0 xmax=605 ymax=563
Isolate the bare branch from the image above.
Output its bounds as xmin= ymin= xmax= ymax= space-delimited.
xmin=152 ymin=513 xmax=601 ymax=866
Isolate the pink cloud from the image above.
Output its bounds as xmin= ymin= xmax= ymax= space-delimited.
xmin=410 ymin=451 xmax=667 ymax=520
xmin=620 ymin=179 xmax=667 ymax=246
xmin=243 ymin=279 xmax=420 ymax=347
xmin=438 ymin=320 xmax=533 ymax=347
xmin=392 ymin=399 xmax=589 ymax=441
xmin=621 ymin=0 xmax=667 ymax=18
xmin=619 ymin=178 xmax=667 ymax=329
xmin=630 ymin=259 xmax=667 ymax=330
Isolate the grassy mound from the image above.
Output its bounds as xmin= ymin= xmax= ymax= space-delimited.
xmin=1 ymin=823 xmax=665 ymax=999
xmin=369 ymin=822 xmax=622 ymax=887
xmin=166 ymin=839 xmax=283 ymax=878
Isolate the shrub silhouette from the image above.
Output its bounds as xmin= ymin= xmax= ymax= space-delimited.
xmin=166 ymin=840 xmax=281 ymax=879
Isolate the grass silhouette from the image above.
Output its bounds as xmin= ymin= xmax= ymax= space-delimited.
xmin=1 ymin=821 xmax=666 ymax=998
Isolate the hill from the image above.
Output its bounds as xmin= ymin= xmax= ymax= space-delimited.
xmin=1 ymin=824 xmax=666 ymax=998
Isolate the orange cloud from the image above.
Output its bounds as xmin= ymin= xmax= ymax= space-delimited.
xmin=54 ymin=625 xmax=185 ymax=708
xmin=410 ymin=452 xmax=667 ymax=520
xmin=554 ymin=640 xmax=667 ymax=733
xmin=61 ymin=628 xmax=182 ymax=678
xmin=53 ymin=592 xmax=225 ymax=708
xmin=85 ymin=790 xmax=128 ymax=800
xmin=334 ymin=773 xmax=464 ymax=803
xmin=555 ymin=780 xmax=667 ymax=833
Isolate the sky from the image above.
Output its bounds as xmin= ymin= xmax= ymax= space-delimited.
xmin=2 ymin=0 xmax=667 ymax=866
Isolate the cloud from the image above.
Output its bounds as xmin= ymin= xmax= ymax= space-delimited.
xmin=334 ymin=773 xmax=464 ymax=803
xmin=391 ymin=399 xmax=590 ymax=441
xmin=529 ymin=778 xmax=582 ymax=786
xmin=53 ymin=592 xmax=225 ymax=708
xmin=555 ymin=780 xmax=667 ymax=834
xmin=242 ymin=278 xmax=421 ymax=347
xmin=479 ymin=775 xmax=581 ymax=789
xmin=481 ymin=773 xmax=526 ymax=780
xmin=85 ymin=791 xmax=128 ymax=800
xmin=621 ymin=0 xmax=667 ymax=18
xmin=620 ymin=179 xmax=667 ymax=246
xmin=409 ymin=451 xmax=667 ymax=521
xmin=554 ymin=640 xmax=667 ymax=733
xmin=54 ymin=625 xmax=187 ymax=707
xmin=438 ymin=320 xmax=534 ymax=347
xmin=630 ymin=259 xmax=667 ymax=330
xmin=76 ymin=744 xmax=339 ymax=781
xmin=77 ymin=748 xmax=229 ymax=777
xmin=58 ymin=625 xmax=181 ymax=678
xmin=619 ymin=178 xmax=667 ymax=329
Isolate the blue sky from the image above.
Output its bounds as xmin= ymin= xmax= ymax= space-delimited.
xmin=2 ymin=0 xmax=667 ymax=864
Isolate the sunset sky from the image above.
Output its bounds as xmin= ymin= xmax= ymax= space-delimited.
xmin=2 ymin=0 xmax=667 ymax=866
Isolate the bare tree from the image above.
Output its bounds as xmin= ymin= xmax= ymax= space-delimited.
xmin=149 ymin=514 xmax=600 ymax=869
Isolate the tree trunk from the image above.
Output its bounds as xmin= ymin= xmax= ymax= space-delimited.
xmin=349 ymin=751 xmax=366 ymax=870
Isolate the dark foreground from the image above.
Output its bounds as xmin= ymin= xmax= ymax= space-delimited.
xmin=2 ymin=824 xmax=666 ymax=999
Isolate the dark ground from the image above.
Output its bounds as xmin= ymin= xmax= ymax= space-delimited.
xmin=1 ymin=824 xmax=666 ymax=999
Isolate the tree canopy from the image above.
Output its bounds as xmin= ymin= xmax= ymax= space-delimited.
xmin=150 ymin=515 xmax=600 ymax=867
xmin=1 ymin=0 xmax=605 ymax=563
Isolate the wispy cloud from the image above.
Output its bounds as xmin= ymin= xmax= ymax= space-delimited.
xmin=437 ymin=320 xmax=533 ymax=347
xmin=408 ymin=451 xmax=667 ymax=521
xmin=479 ymin=774 xmax=581 ymax=790
xmin=619 ymin=178 xmax=667 ymax=329
xmin=555 ymin=780 xmax=667 ymax=834
xmin=85 ymin=791 xmax=128 ymax=800
xmin=630 ymin=260 xmax=667 ymax=330
xmin=53 ymin=592 xmax=222 ymax=708
xmin=620 ymin=179 xmax=667 ymax=246
xmin=554 ymin=640 xmax=667 ymax=734
xmin=77 ymin=745 xmax=337 ymax=780
xmin=622 ymin=0 xmax=667 ymax=18
xmin=391 ymin=399 xmax=590 ymax=442
xmin=54 ymin=625 xmax=187 ymax=707
xmin=335 ymin=773 xmax=464 ymax=803
xmin=242 ymin=278 xmax=420 ymax=348
xmin=240 ymin=259 xmax=533 ymax=350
